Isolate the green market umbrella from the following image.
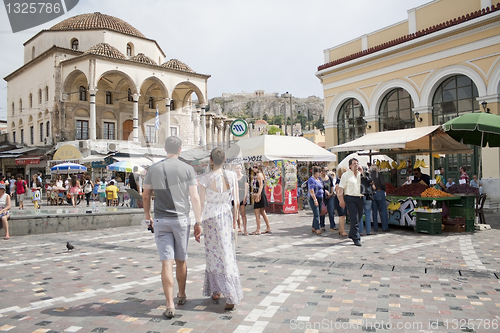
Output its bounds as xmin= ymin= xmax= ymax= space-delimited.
xmin=442 ymin=112 xmax=500 ymax=148
xmin=442 ymin=112 xmax=500 ymax=179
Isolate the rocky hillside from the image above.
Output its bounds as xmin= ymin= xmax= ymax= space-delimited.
xmin=207 ymin=93 xmax=324 ymax=125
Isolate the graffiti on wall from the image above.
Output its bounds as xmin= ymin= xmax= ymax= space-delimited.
xmin=387 ymin=197 xmax=417 ymax=226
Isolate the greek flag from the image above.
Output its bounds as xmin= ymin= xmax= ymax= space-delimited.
xmin=155 ymin=105 xmax=160 ymax=130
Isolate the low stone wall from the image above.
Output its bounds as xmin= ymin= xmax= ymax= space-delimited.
xmin=5 ymin=209 xmax=144 ymax=236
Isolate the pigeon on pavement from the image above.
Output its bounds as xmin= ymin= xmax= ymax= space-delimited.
xmin=66 ymin=242 xmax=75 ymax=252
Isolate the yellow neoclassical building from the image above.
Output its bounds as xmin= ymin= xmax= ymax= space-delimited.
xmin=316 ymin=0 xmax=500 ymax=200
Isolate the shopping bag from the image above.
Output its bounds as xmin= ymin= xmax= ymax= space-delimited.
xmin=320 ymin=201 xmax=328 ymax=216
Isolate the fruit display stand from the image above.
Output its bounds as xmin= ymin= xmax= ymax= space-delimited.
xmin=385 ymin=196 xmax=461 ymax=228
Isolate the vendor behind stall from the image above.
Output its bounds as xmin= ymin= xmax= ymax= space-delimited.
xmin=412 ymin=168 xmax=430 ymax=186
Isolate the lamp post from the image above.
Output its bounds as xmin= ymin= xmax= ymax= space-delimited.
xmin=281 ymin=92 xmax=293 ymax=136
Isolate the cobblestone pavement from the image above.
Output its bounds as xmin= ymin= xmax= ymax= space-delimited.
xmin=1 ymin=211 xmax=500 ymax=333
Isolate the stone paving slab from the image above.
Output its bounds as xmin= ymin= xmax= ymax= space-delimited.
xmin=0 ymin=211 xmax=500 ymax=332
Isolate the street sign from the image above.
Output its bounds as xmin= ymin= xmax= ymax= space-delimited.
xmin=230 ymin=119 xmax=248 ymax=137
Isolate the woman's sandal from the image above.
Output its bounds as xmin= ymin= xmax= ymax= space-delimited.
xmin=212 ymin=292 xmax=221 ymax=300
xmin=177 ymin=295 xmax=186 ymax=305
xmin=163 ymin=308 xmax=175 ymax=318
xmin=224 ymin=303 xmax=235 ymax=311
xmin=249 ymin=231 xmax=261 ymax=235
xmin=262 ymin=229 xmax=272 ymax=234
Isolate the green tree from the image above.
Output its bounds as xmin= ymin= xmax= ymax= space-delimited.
xmin=272 ymin=115 xmax=283 ymax=126
xmin=296 ymin=114 xmax=307 ymax=129
xmin=262 ymin=114 xmax=268 ymax=122
xmin=315 ymin=115 xmax=324 ymax=132
xmin=267 ymin=125 xmax=284 ymax=136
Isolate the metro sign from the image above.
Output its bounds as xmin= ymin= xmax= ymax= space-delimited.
xmin=230 ymin=119 xmax=248 ymax=137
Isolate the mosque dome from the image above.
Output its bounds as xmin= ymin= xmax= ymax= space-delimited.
xmin=130 ymin=53 xmax=157 ymax=65
xmin=84 ymin=43 xmax=126 ymax=60
xmin=49 ymin=12 xmax=146 ymax=38
xmin=162 ymin=59 xmax=194 ymax=73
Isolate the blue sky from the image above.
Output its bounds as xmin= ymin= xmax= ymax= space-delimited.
xmin=0 ymin=0 xmax=431 ymax=120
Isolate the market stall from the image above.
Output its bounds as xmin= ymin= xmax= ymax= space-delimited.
xmin=330 ymin=126 xmax=474 ymax=233
xmin=225 ymin=135 xmax=336 ymax=213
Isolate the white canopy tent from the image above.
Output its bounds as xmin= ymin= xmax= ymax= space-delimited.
xmin=330 ymin=126 xmax=472 ymax=155
xmin=225 ymin=135 xmax=337 ymax=163
xmin=337 ymin=151 xmax=394 ymax=170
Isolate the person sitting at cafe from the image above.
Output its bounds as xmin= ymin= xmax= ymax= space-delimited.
xmin=470 ymin=175 xmax=481 ymax=189
xmin=106 ymin=180 xmax=119 ymax=205
xmin=412 ymin=167 xmax=430 ymax=186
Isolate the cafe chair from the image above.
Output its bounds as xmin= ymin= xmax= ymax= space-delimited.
xmin=475 ymin=194 xmax=487 ymax=224
xmin=106 ymin=190 xmax=118 ymax=206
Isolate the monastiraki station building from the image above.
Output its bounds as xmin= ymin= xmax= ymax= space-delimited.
xmin=316 ymin=0 xmax=500 ymax=202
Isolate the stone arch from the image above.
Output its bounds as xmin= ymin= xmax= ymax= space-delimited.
xmin=102 ymin=111 xmax=116 ymax=119
xmin=63 ymin=70 xmax=89 ymax=102
xmin=172 ymin=81 xmax=205 ymax=109
xmin=18 ymin=119 xmax=23 ymax=127
xmin=370 ymin=79 xmax=420 ymax=117
xmin=75 ymin=108 xmax=90 ymax=117
xmin=487 ymin=61 xmax=500 ymax=95
xmin=96 ymin=70 xmax=138 ymax=103
xmin=421 ymin=65 xmax=486 ymax=107
xmin=37 ymin=111 xmax=43 ymax=119
xmin=326 ymin=90 xmax=369 ymax=124
xmin=28 ymin=115 xmax=33 ymax=123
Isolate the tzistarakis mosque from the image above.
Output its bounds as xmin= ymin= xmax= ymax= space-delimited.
xmin=317 ymin=0 xmax=500 ymax=201
xmin=5 ymin=12 xmax=234 ymax=157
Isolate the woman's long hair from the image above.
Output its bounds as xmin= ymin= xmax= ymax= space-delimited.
xmin=71 ymin=176 xmax=77 ymax=187
xmin=254 ymin=164 xmax=265 ymax=182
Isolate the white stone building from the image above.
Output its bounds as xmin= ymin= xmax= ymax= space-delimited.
xmin=3 ymin=12 xmax=234 ymax=157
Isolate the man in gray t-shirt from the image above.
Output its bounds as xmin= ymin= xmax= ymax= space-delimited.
xmin=143 ymin=136 xmax=202 ymax=318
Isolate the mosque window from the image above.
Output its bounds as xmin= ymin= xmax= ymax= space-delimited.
xmin=45 ymin=86 xmax=49 ymax=102
xmin=19 ymin=99 xmax=22 ymax=113
xmin=38 ymin=89 xmax=42 ymax=104
xmin=127 ymin=88 xmax=133 ymax=102
xmin=32 ymin=46 xmax=35 ymax=60
xmin=126 ymin=43 xmax=133 ymax=56
xmin=40 ymin=122 xmax=43 ymax=142
xmin=71 ymin=38 xmax=79 ymax=50
xmin=103 ymin=122 xmax=115 ymax=140
xmin=29 ymin=93 xmax=33 ymax=108
xmin=106 ymin=91 xmax=113 ymax=104
xmin=79 ymin=86 xmax=87 ymax=101
xmin=11 ymin=102 xmax=15 ymax=116
xmin=149 ymin=97 xmax=154 ymax=109
xmin=46 ymin=121 xmax=50 ymax=137
xmin=76 ymin=120 xmax=89 ymax=140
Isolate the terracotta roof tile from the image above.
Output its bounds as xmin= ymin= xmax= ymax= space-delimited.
xmin=84 ymin=43 xmax=126 ymax=60
xmin=161 ymin=59 xmax=194 ymax=73
xmin=130 ymin=53 xmax=157 ymax=65
xmin=49 ymin=12 xmax=145 ymax=38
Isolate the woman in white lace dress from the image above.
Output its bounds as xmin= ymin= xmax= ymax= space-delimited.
xmin=197 ymin=148 xmax=243 ymax=310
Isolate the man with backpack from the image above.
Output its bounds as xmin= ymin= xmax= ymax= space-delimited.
xmin=11 ymin=174 xmax=27 ymax=210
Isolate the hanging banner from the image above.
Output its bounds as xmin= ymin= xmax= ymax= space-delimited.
xmin=264 ymin=161 xmax=282 ymax=203
xmin=282 ymin=160 xmax=298 ymax=214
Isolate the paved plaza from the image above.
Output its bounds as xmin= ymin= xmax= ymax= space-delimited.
xmin=1 ymin=210 xmax=500 ymax=333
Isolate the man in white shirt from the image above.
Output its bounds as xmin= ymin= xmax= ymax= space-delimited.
xmin=337 ymin=158 xmax=363 ymax=246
